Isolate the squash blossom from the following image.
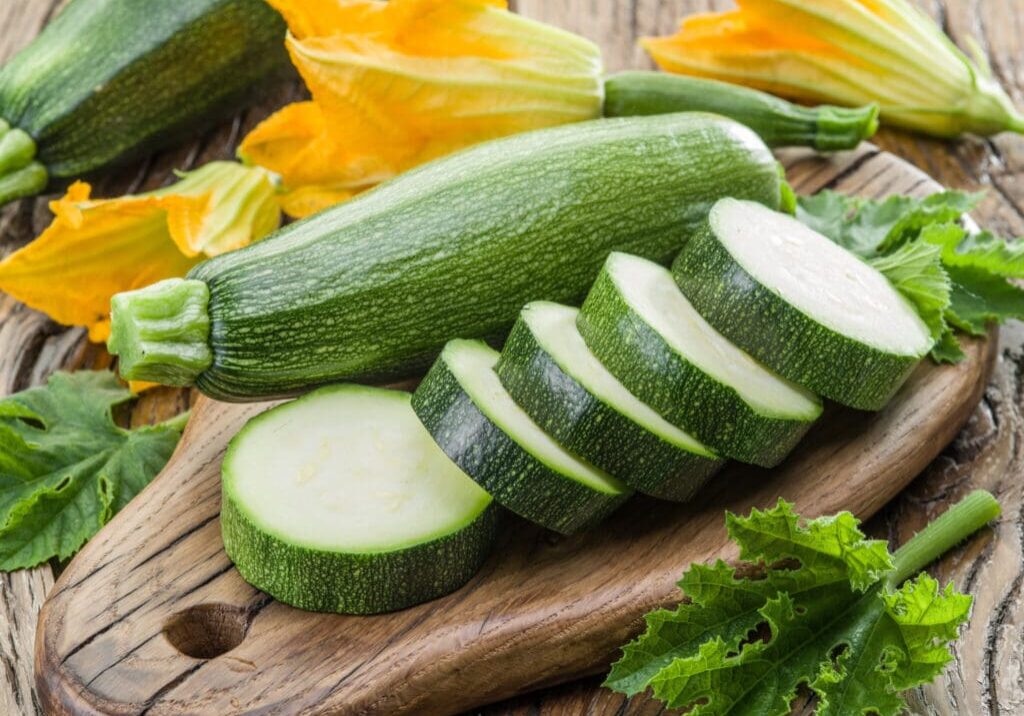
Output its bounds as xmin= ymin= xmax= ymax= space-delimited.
xmin=240 ymin=0 xmax=604 ymax=218
xmin=0 ymin=162 xmax=278 ymax=342
xmin=643 ymin=0 xmax=1024 ymax=138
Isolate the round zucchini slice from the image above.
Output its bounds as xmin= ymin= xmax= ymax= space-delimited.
xmin=496 ymin=301 xmax=724 ymax=501
xmin=413 ymin=339 xmax=631 ymax=535
xmin=671 ymin=198 xmax=934 ymax=409
xmin=577 ymin=252 xmax=822 ymax=467
xmin=221 ymin=384 xmax=498 ymax=615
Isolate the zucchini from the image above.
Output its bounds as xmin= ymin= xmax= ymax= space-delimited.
xmin=0 ymin=0 xmax=290 ymax=205
xmin=108 ymin=113 xmax=782 ymax=400
xmin=577 ymin=252 xmax=822 ymax=467
xmin=603 ymin=71 xmax=879 ymax=151
xmin=412 ymin=339 xmax=630 ymax=535
xmin=221 ymin=384 xmax=498 ymax=615
xmin=496 ymin=301 xmax=724 ymax=501
xmin=671 ymin=198 xmax=934 ymax=410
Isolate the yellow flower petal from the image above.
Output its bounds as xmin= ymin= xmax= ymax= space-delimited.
xmin=644 ymin=0 xmax=1024 ymax=137
xmin=242 ymin=0 xmax=602 ymax=217
xmin=0 ymin=163 xmax=280 ymax=341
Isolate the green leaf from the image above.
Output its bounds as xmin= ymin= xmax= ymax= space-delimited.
xmin=605 ymin=501 xmax=973 ymax=716
xmin=931 ymin=228 xmax=1024 ymax=279
xmin=0 ymin=371 xmax=186 ymax=570
xmin=946 ymin=266 xmax=1024 ymax=335
xmin=796 ymin=190 xmax=979 ymax=258
xmin=868 ymin=240 xmax=951 ymax=342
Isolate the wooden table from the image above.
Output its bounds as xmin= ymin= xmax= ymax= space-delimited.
xmin=2 ymin=1 xmax=1024 ymax=714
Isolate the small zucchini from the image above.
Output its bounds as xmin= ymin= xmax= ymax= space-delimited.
xmin=221 ymin=384 xmax=498 ymax=615
xmin=412 ymin=339 xmax=631 ymax=535
xmin=604 ymin=71 xmax=879 ymax=151
xmin=671 ymin=198 xmax=934 ymax=410
xmin=577 ymin=252 xmax=822 ymax=467
xmin=496 ymin=301 xmax=724 ymax=501
xmin=0 ymin=0 xmax=290 ymax=205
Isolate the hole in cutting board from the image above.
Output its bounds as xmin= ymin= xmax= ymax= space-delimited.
xmin=163 ymin=603 xmax=250 ymax=659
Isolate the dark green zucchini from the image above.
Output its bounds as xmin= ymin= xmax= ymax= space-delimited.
xmin=0 ymin=0 xmax=290 ymax=205
xmin=108 ymin=113 xmax=782 ymax=401
xmin=603 ymin=71 xmax=879 ymax=151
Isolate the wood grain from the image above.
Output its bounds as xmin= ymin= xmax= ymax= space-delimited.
xmin=0 ymin=1 xmax=1022 ymax=714
xmin=31 ymin=148 xmax=998 ymax=716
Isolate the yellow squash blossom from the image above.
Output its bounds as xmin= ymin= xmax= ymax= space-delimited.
xmin=0 ymin=162 xmax=279 ymax=342
xmin=240 ymin=0 xmax=604 ymax=217
xmin=644 ymin=0 xmax=1024 ymax=138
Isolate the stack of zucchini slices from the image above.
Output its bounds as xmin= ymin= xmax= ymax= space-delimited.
xmin=222 ymin=198 xmax=934 ymax=614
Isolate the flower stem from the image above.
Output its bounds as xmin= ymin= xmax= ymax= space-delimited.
xmin=889 ymin=490 xmax=1001 ymax=586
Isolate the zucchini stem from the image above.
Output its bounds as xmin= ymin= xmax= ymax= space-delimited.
xmin=888 ymin=489 xmax=1001 ymax=586
xmin=813 ymin=103 xmax=880 ymax=152
xmin=108 ymin=278 xmax=213 ymax=386
xmin=0 ymin=121 xmax=46 ymax=204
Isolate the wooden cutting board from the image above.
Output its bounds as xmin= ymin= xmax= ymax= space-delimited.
xmin=34 ymin=146 xmax=999 ymax=716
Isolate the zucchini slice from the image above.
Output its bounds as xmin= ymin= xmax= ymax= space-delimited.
xmin=413 ymin=339 xmax=631 ymax=534
xmin=496 ymin=302 xmax=724 ymax=501
xmin=671 ymin=198 xmax=934 ymax=410
xmin=221 ymin=385 xmax=498 ymax=615
xmin=577 ymin=252 xmax=822 ymax=467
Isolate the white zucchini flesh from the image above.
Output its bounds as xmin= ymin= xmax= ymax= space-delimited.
xmin=228 ymin=389 xmax=490 ymax=551
xmin=220 ymin=385 xmax=497 ymax=614
xmin=611 ymin=253 xmax=820 ymax=419
xmin=445 ymin=340 xmax=625 ymax=495
xmin=714 ymin=198 xmax=932 ymax=355
xmin=525 ymin=302 xmax=714 ymax=457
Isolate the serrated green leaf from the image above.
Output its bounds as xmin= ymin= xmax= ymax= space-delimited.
xmin=931 ymin=228 xmax=1024 ymax=279
xmin=946 ymin=266 xmax=1024 ymax=336
xmin=796 ymin=190 xmax=979 ymax=258
xmin=869 ymin=240 xmax=951 ymax=342
xmin=0 ymin=371 xmax=186 ymax=570
xmin=605 ymin=502 xmax=973 ymax=716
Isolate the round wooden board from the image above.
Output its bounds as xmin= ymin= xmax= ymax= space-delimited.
xmin=29 ymin=145 xmax=999 ymax=716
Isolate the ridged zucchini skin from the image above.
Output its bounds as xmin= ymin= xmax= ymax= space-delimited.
xmin=495 ymin=306 xmax=725 ymax=501
xmin=221 ymin=490 xmax=499 ymax=615
xmin=577 ymin=263 xmax=821 ymax=467
xmin=412 ymin=342 xmax=630 ymax=535
xmin=603 ymin=72 xmax=879 ymax=151
xmin=0 ymin=0 xmax=289 ymax=184
xmin=671 ymin=216 xmax=927 ymax=411
xmin=183 ymin=114 xmax=781 ymax=400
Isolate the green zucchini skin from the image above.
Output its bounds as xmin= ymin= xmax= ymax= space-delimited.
xmin=670 ymin=211 xmax=925 ymax=411
xmin=222 ymin=488 xmax=499 ymax=615
xmin=184 ymin=114 xmax=780 ymax=400
xmin=576 ymin=260 xmax=821 ymax=467
xmin=603 ymin=71 xmax=879 ymax=151
xmin=495 ymin=305 xmax=725 ymax=501
xmin=0 ymin=0 xmax=289 ymax=187
xmin=412 ymin=341 xmax=630 ymax=535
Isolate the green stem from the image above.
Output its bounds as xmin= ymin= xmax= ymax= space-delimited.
xmin=889 ymin=490 xmax=1001 ymax=586
xmin=0 ymin=161 xmax=47 ymax=205
xmin=108 ymin=278 xmax=213 ymax=386
xmin=1010 ymin=113 xmax=1024 ymax=134
xmin=157 ymin=410 xmax=192 ymax=433
xmin=0 ymin=121 xmax=46 ymax=205
xmin=812 ymin=103 xmax=880 ymax=152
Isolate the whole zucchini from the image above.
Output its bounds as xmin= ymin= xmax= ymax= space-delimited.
xmin=0 ymin=0 xmax=290 ymax=205
xmin=108 ymin=113 xmax=782 ymax=401
xmin=604 ymin=71 xmax=879 ymax=151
